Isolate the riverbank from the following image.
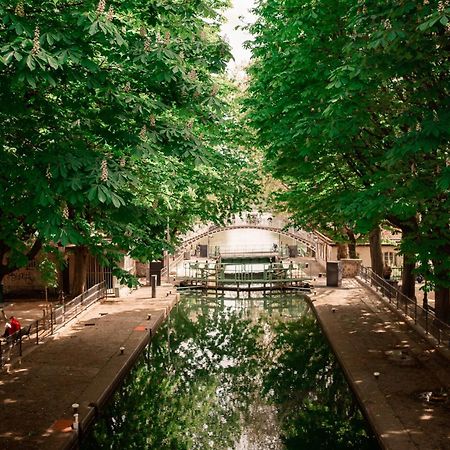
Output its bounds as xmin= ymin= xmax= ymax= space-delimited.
xmin=0 ymin=284 xmax=179 ymax=450
xmin=310 ymin=278 xmax=450 ymax=450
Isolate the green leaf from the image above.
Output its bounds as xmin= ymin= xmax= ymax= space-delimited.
xmin=47 ymin=55 xmax=59 ymax=69
xmin=87 ymin=186 xmax=99 ymax=201
xmin=14 ymin=21 xmax=24 ymax=35
xmin=98 ymin=186 xmax=107 ymax=203
xmin=26 ymin=54 xmax=35 ymax=70
xmin=88 ymin=21 xmax=99 ymax=36
xmin=110 ymin=193 xmax=122 ymax=208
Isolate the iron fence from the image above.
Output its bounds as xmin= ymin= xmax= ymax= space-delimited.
xmin=1 ymin=282 xmax=106 ymax=368
xmin=52 ymin=281 xmax=106 ymax=327
xmin=358 ymin=266 xmax=450 ymax=348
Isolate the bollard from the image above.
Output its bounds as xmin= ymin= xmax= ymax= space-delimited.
xmin=120 ymin=346 xmax=125 ymax=355
xmin=73 ymin=413 xmax=79 ymax=431
xmin=151 ymin=275 xmax=157 ymax=298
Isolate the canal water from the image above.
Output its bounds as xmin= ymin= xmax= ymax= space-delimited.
xmin=82 ymin=292 xmax=379 ymax=450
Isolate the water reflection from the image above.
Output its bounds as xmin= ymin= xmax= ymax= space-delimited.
xmin=82 ymin=293 xmax=379 ymax=450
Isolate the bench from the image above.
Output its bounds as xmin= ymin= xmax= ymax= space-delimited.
xmin=5 ymin=324 xmax=32 ymax=344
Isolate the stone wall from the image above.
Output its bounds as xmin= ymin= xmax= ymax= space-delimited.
xmin=340 ymin=259 xmax=362 ymax=278
xmin=3 ymin=266 xmax=44 ymax=294
xmin=136 ymin=262 xmax=148 ymax=277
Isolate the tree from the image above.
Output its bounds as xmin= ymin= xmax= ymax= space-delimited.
xmin=0 ymin=0 xmax=259 ymax=297
xmin=246 ymin=0 xmax=449 ymax=320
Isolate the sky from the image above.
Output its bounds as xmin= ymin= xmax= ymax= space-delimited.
xmin=221 ymin=0 xmax=256 ymax=75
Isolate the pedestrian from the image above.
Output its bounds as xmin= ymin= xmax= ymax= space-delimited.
xmin=2 ymin=310 xmax=21 ymax=338
xmin=382 ymin=265 xmax=392 ymax=280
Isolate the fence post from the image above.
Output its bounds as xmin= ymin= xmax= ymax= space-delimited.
xmin=51 ymin=309 xmax=54 ymax=335
xmin=151 ymin=275 xmax=157 ymax=298
xmin=0 ymin=340 xmax=2 ymax=368
xmin=35 ymin=320 xmax=39 ymax=345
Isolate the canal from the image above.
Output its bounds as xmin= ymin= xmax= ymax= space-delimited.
xmin=82 ymin=292 xmax=379 ymax=449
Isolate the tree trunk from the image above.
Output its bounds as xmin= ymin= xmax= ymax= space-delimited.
xmin=345 ymin=228 xmax=357 ymax=259
xmin=385 ymin=216 xmax=418 ymax=301
xmin=401 ymin=256 xmax=416 ymax=299
xmin=431 ymin=236 xmax=450 ymax=322
xmin=435 ymin=287 xmax=450 ymax=324
xmin=72 ymin=246 xmax=89 ymax=296
xmin=0 ymin=273 xmax=4 ymax=303
xmin=336 ymin=243 xmax=348 ymax=260
xmin=369 ymin=226 xmax=383 ymax=277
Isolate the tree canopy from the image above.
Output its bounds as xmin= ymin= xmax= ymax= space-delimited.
xmin=246 ymin=0 xmax=450 ymax=320
xmin=0 ymin=0 xmax=259 ymax=292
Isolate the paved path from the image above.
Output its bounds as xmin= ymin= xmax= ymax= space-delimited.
xmin=0 ymin=284 xmax=179 ymax=450
xmin=312 ymin=279 xmax=450 ymax=450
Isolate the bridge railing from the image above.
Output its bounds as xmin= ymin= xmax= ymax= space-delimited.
xmin=182 ymin=261 xmax=311 ymax=282
xmin=176 ymin=215 xmax=334 ymax=271
xmin=358 ymin=266 xmax=450 ymax=348
xmin=180 ymin=220 xmax=327 ymax=248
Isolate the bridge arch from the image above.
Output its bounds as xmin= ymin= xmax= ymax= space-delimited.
xmin=178 ymin=215 xmax=334 ymax=266
xmin=183 ymin=224 xmax=316 ymax=253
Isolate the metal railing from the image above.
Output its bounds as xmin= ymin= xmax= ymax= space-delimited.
xmin=179 ymin=215 xmax=332 ymax=252
xmin=182 ymin=261 xmax=310 ymax=283
xmin=1 ymin=282 xmax=106 ymax=368
xmin=52 ymin=281 xmax=106 ymax=327
xmin=358 ymin=266 xmax=450 ymax=347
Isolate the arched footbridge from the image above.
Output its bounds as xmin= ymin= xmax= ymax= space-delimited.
xmin=175 ymin=215 xmax=334 ymax=267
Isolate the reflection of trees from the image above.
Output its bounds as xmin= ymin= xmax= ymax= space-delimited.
xmin=83 ymin=303 xmax=263 ymax=450
xmin=261 ymin=316 xmax=378 ymax=450
xmin=83 ymin=297 xmax=378 ymax=450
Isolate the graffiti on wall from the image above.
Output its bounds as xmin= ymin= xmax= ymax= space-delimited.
xmin=4 ymin=268 xmax=42 ymax=291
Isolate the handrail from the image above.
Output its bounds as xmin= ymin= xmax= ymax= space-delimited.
xmin=52 ymin=281 xmax=106 ymax=329
xmin=358 ymin=266 xmax=450 ymax=347
xmin=0 ymin=282 xmax=106 ymax=368
xmin=182 ymin=261 xmax=309 ymax=283
xmin=180 ymin=224 xmax=324 ymax=251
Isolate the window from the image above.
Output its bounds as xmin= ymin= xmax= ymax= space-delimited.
xmin=383 ymin=251 xmax=397 ymax=266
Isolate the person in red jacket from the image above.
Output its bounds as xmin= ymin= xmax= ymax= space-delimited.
xmin=2 ymin=313 xmax=21 ymax=338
